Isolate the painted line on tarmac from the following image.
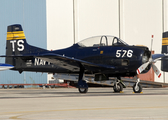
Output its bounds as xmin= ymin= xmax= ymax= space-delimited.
xmin=0 ymin=105 xmax=167 ymax=119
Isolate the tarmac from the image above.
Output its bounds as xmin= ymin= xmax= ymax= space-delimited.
xmin=0 ymin=87 xmax=168 ymax=120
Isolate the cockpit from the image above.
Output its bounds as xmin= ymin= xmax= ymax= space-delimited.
xmin=77 ymin=35 xmax=129 ymax=47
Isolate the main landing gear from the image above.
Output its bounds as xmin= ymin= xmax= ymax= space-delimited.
xmin=78 ymin=80 xmax=88 ymax=93
xmin=113 ymin=77 xmax=126 ymax=93
xmin=77 ymin=67 xmax=88 ymax=93
xmin=77 ymin=69 xmax=142 ymax=93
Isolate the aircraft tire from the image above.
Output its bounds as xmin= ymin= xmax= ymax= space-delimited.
xmin=78 ymin=87 xmax=88 ymax=93
xmin=113 ymin=83 xmax=123 ymax=92
xmin=133 ymin=83 xmax=142 ymax=93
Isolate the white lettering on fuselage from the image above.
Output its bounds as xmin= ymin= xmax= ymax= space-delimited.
xmin=34 ymin=58 xmax=50 ymax=66
xmin=10 ymin=40 xmax=24 ymax=52
xmin=10 ymin=40 xmax=16 ymax=52
xmin=17 ymin=40 xmax=24 ymax=51
xmin=116 ymin=50 xmax=133 ymax=58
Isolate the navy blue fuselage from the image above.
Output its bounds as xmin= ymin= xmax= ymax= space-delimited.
xmin=4 ymin=24 xmax=151 ymax=77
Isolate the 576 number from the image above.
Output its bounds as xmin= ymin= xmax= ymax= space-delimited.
xmin=116 ymin=50 xmax=133 ymax=58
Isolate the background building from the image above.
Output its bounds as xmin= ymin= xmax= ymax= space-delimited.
xmin=0 ymin=0 xmax=168 ymax=84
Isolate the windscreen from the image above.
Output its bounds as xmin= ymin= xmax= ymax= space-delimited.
xmin=77 ymin=35 xmax=128 ymax=47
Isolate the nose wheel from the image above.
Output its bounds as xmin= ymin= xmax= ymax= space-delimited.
xmin=133 ymin=78 xmax=142 ymax=93
xmin=133 ymin=83 xmax=142 ymax=93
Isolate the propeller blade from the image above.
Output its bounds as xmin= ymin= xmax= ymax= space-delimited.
xmin=152 ymin=64 xmax=161 ymax=78
xmin=136 ymin=62 xmax=149 ymax=74
xmin=150 ymin=35 xmax=154 ymax=51
xmin=136 ymin=35 xmax=164 ymax=76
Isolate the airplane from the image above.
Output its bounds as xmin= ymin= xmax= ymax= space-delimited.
xmin=0 ymin=24 xmax=165 ymax=93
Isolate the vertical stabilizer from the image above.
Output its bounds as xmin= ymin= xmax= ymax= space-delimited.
xmin=6 ymin=24 xmax=26 ymax=56
xmin=6 ymin=24 xmax=27 ymax=65
xmin=5 ymin=24 xmax=47 ymax=66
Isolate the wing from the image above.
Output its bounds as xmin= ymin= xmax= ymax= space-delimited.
xmin=36 ymin=53 xmax=115 ymax=72
xmin=0 ymin=53 xmax=115 ymax=72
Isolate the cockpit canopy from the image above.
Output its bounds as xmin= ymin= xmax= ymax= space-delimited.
xmin=77 ymin=35 xmax=129 ymax=47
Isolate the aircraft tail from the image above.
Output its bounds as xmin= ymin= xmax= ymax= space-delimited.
xmin=5 ymin=24 xmax=47 ymax=66
xmin=161 ymin=31 xmax=168 ymax=72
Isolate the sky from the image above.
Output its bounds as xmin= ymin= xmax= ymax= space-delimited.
xmin=0 ymin=0 xmax=47 ymax=84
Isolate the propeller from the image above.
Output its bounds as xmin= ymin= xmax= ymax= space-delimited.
xmin=136 ymin=35 xmax=164 ymax=78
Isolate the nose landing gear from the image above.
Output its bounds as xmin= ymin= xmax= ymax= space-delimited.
xmin=133 ymin=78 xmax=142 ymax=93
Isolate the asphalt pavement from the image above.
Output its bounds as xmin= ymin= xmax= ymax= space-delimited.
xmin=0 ymin=87 xmax=168 ymax=120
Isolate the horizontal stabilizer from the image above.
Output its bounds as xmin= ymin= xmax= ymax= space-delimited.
xmin=152 ymin=54 xmax=165 ymax=61
xmin=0 ymin=63 xmax=13 ymax=71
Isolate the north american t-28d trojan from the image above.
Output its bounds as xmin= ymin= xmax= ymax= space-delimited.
xmin=0 ymin=24 xmax=165 ymax=93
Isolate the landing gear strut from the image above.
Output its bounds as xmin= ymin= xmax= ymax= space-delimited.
xmin=77 ymin=66 xmax=88 ymax=93
xmin=133 ymin=77 xmax=142 ymax=93
xmin=113 ymin=77 xmax=125 ymax=93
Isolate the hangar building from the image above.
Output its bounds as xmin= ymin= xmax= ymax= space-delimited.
xmin=0 ymin=0 xmax=168 ymax=84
